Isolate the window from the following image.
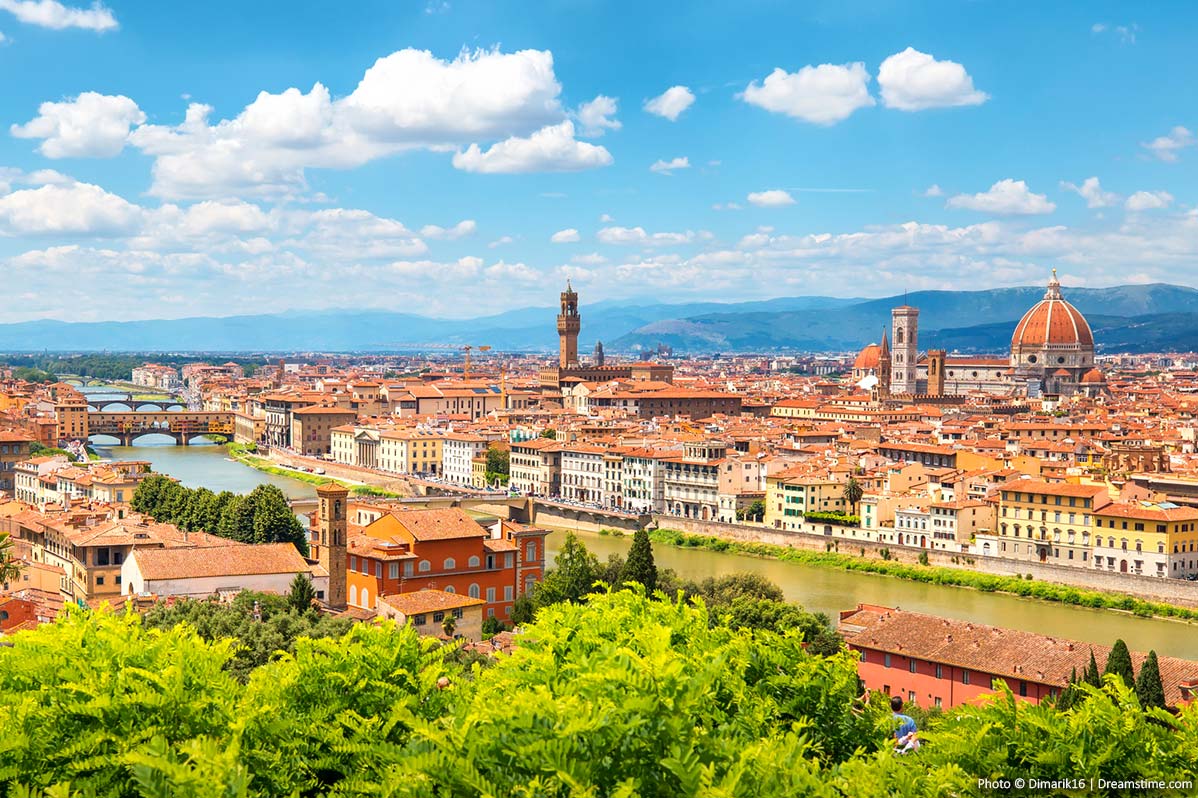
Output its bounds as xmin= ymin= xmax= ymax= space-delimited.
xmin=908 ymin=690 xmax=916 ymax=703
xmin=909 ymin=659 xmax=917 ymax=674
xmin=418 ymin=560 xmax=431 ymax=573
xmin=96 ymin=576 xmax=105 ymax=586
xmin=505 ymin=553 xmax=514 ymax=568
xmin=962 ymin=671 xmax=970 ymax=685
xmin=413 ymin=614 xmax=426 ymax=626
xmin=350 ymin=585 xmax=358 ymax=605
xmin=375 ymin=561 xmax=382 ymax=578
xmin=884 ymin=653 xmax=892 ymax=668
xmin=389 ymin=562 xmax=399 ymax=579
xmin=444 ymin=557 xmax=456 ymax=570
xmin=934 ymin=697 xmax=942 ymax=708
xmin=504 ymin=585 xmax=514 ymax=601
xmin=350 ymin=555 xmax=357 ymax=572
xmin=453 ymin=608 xmax=463 ymax=619
xmin=444 ymin=585 xmax=455 ymax=593
xmin=433 ymin=611 xmax=444 ymax=623
xmin=468 ymin=555 xmax=480 ymax=568
xmin=1019 ymin=681 xmax=1028 ymax=697
xmin=486 ymin=587 xmax=496 ymax=603
xmin=526 ymin=542 xmax=537 ymax=560
xmin=935 ymin=664 xmax=943 ymax=679
xmin=469 ymin=583 xmax=480 ymax=599
xmin=403 ymin=561 xmax=414 ymax=577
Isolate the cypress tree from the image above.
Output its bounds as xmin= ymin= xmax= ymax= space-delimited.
xmin=1135 ymin=650 xmax=1166 ymax=710
xmin=621 ymin=528 xmax=658 ymax=592
xmin=1104 ymin=639 xmax=1135 ymax=689
xmin=287 ymin=572 xmax=316 ymax=614
xmin=1058 ymin=667 xmax=1079 ymax=711
xmin=1084 ymin=650 xmax=1102 ymax=687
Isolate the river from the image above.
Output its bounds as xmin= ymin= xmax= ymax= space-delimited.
xmin=547 ymin=529 xmax=1198 ymax=661
xmin=85 ymin=433 xmax=1198 ymax=660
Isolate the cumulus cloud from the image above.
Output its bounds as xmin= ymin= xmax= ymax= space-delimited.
xmin=0 ymin=0 xmax=116 ymax=31
xmin=420 ymin=219 xmax=476 ymax=239
xmin=575 ymin=95 xmax=620 ymax=136
xmin=1142 ymin=126 xmax=1195 ymax=162
xmin=0 ymin=166 xmax=75 ymax=194
xmin=14 ymin=48 xmax=607 ymax=198
xmin=597 ymin=226 xmax=694 ymax=246
xmin=644 ymin=86 xmax=695 ymax=121
xmin=550 ymin=228 xmax=580 ymax=243
xmin=922 ymin=184 xmax=944 ymax=197
xmin=946 ymin=179 xmax=1055 ymax=215
xmin=452 ymin=121 xmax=612 ymax=174
xmin=0 ymin=182 xmax=141 ymax=235
xmin=12 ymin=92 xmax=145 ymax=157
xmin=740 ymin=62 xmax=874 ymax=125
xmin=747 ymin=189 xmax=795 ymax=207
xmin=877 ymin=47 xmax=988 ymax=111
xmin=488 ymin=235 xmax=514 ymax=248
xmin=1060 ymin=176 xmax=1118 ymax=208
xmin=1125 ymin=190 xmax=1173 ymax=212
xmin=649 ymin=156 xmax=690 ymax=175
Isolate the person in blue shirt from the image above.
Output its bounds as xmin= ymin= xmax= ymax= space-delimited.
xmin=890 ymin=695 xmax=920 ymax=753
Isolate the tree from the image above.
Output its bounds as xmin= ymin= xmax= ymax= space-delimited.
xmin=621 ymin=528 xmax=658 ymax=592
xmin=535 ymin=531 xmax=600 ymax=605
xmin=287 ymin=573 xmax=316 ymax=614
xmin=485 ymin=447 xmax=510 ymax=485
xmin=441 ymin=614 xmax=457 ymax=637
xmin=247 ymin=485 xmax=308 ymax=555
xmin=1135 ymin=650 xmax=1166 ymax=710
xmin=736 ymin=499 xmax=765 ymax=522
xmin=539 ymin=428 xmax=557 ymax=439
xmin=481 ymin=616 xmax=503 ymax=638
xmin=1057 ymin=667 xmax=1080 ymax=711
xmin=510 ymin=594 xmax=536 ymax=626
xmin=0 ymin=532 xmax=22 ymax=587
xmin=1104 ymin=639 xmax=1135 ymax=689
xmin=1084 ymin=649 xmax=1102 ymax=687
xmin=842 ymin=477 xmax=864 ymax=514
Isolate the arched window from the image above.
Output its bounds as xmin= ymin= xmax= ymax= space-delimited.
xmin=468 ymin=583 xmax=480 ymax=599
xmin=443 ymin=557 xmax=456 ymax=570
xmin=418 ymin=560 xmax=431 ymax=572
xmin=526 ymin=541 xmax=537 ymax=560
xmin=444 ymin=585 xmax=455 ymax=593
xmin=349 ymin=585 xmax=358 ymax=606
xmin=468 ymin=555 xmax=480 ymax=568
xmin=361 ymin=587 xmax=370 ymax=608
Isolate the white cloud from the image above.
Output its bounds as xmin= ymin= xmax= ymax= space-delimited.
xmin=946 ymin=179 xmax=1055 ymax=215
xmin=0 ymin=0 xmax=116 ymax=31
xmin=550 ymin=228 xmax=580 ymax=243
xmin=1142 ymin=126 xmax=1196 ymax=162
xmin=740 ymin=62 xmax=874 ymax=125
xmin=0 ymin=166 xmax=75 ymax=194
xmin=747 ymin=189 xmax=795 ymax=207
xmin=452 ymin=121 xmax=612 ymax=174
xmin=649 ymin=156 xmax=690 ymax=175
xmin=921 ymin=184 xmax=944 ymax=197
xmin=712 ymin=202 xmax=742 ymax=211
xmin=575 ymin=95 xmax=620 ymax=136
xmin=644 ymin=86 xmax=695 ymax=121
xmin=599 ymin=213 xmax=614 ymax=222
xmin=877 ymin=47 xmax=988 ymax=111
xmin=488 ymin=235 xmax=514 ymax=248
xmin=485 ymin=260 xmax=540 ymax=282
xmin=0 ymin=30 xmax=7 ymax=43
xmin=1125 ymin=190 xmax=1173 ymax=212
xmin=1060 ymin=176 xmax=1118 ymax=208
xmin=597 ymin=226 xmax=694 ymax=246
xmin=1092 ymin=22 xmax=1138 ymax=43
xmin=420 ymin=219 xmax=476 ymax=239
xmin=571 ymin=252 xmax=607 ymax=265
xmin=12 ymin=92 xmax=144 ymax=157
xmin=0 ymin=182 xmax=141 ymax=235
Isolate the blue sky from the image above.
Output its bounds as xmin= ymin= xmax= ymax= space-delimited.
xmin=0 ymin=0 xmax=1195 ymax=321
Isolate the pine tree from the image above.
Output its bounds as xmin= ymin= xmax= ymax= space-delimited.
xmin=1057 ymin=667 xmax=1080 ymax=711
xmin=621 ymin=529 xmax=658 ymax=592
xmin=1084 ymin=650 xmax=1102 ymax=687
xmin=287 ymin=573 xmax=316 ymax=614
xmin=1104 ymin=639 xmax=1136 ymax=689
xmin=1135 ymin=650 xmax=1166 ymax=710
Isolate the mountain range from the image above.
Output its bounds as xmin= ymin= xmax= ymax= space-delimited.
xmin=0 ymin=284 xmax=1195 ymax=354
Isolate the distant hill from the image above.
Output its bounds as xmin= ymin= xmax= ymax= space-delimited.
xmin=0 ymin=295 xmax=861 ymax=352
xmin=611 ymin=284 xmax=1198 ymax=353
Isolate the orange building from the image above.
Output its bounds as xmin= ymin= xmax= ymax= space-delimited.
xmin=310 ymin=504 xmax=547 ymax=624
xmin=840 ymin=604 xmax=1198 ymax=710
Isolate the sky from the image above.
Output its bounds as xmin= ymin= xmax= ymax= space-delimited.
xmin=0 ymin=0 xmax=1196 ymax=322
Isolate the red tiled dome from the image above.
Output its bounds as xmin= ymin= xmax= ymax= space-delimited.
xmin=1081 ymin=368 xmax=1106 ymax=384
xmin=854 ymin=344 xmax=881 ymax=370
xmin=1011 ymin=272 xmax=1093 ymax=350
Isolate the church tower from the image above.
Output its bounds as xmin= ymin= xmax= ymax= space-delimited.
xmin=890 ymin=305 xmax=919 ymax=395
xmin=557 ymin=281 xmax=581 ymax=368
xmin=316 ymin=481 xmax=348 ymax=610
xmin=593 ymin=340 xmax=605 ymax=367
xmin=876 ymin=331 xmax=892 ymax=400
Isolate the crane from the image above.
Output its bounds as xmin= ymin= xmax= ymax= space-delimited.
xmin=461 ymin=344 xmax=491 ymax=381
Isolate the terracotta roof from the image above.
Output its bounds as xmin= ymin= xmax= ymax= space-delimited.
xmin=131 ymin=543 xmax=308 ymax=581
xmin=380 ymin=589 xmax=486 ymax=615
xmin=391 ymin=508 xmax=487 ymax=541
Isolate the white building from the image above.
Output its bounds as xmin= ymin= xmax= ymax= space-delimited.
xmin=620 ymin=450 xmax=667 ymax=514
xmin=560 ymin=444 xmax=607 ymax=503
xmin=442 ymin=433 xmax=491 ymax=487
xmin=121 ymin=542 xmax=326 ymax=600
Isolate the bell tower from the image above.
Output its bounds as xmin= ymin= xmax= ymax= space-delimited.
xmin=316 ymin=481 xmax=348 ymax=610
xmin=876 ymin=330 xmax=892 ymax=400
xmin=557 ymin=281 xmax=581 ymax=368
xmin=890 ymin=304 xmax=919 ymax=395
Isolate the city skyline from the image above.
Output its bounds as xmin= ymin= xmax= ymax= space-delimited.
xmin=1 ymin=0 xmax=1196 ymax=322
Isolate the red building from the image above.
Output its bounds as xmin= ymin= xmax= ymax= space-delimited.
xmin=310 ymin=503 xmax=547 ymax=624
xmin=839 ymin=604 xmax=1198 ymax=710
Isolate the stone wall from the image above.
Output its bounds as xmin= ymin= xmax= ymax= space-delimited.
xmin=651 ymin=515 xmax=1198 ymax=607
xmin=265 ymin=449 xmax=417 ymax=496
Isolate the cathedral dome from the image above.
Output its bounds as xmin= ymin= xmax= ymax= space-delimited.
xmin=854 ymin=343 xmax=881 ymax=371
xmin=1081 ymin=368 xmax=1106 ymax=384
xmin=1011 ymin=271 xmax=1093 ymax=350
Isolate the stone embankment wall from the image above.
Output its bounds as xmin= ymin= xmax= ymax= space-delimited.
xmin=652 ymin=515 xmax=1198 ymax=607
xmin=266 ymin=450 xmax=418 ymax=496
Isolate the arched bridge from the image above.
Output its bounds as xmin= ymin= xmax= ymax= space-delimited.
xmin=86 ymin=411 xmax=235 ymax=446
xmin=85 ymin=392 xmax=186 ymax=412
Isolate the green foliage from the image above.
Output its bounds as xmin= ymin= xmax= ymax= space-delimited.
xmin=28 ymin=441 xmax=77 ymax=461
xmin=350 ymin=485 xmax=402 ymax=497
xmin=484 ymin=447 xmax=510 ymax=486
xmin=842 ymin=477 xmax=864 ymax=510
xmin=0 ymin=532 xmax=23 ymax=586
xmin=1136 ymin=650 xmax=1166 ymax=710
xmin=534 ymin=531 xmax=601 ymax=605
xmin=1104 ymin=638 xmax=1135 ymax=689
xmin=142 ymin=591 xmax=352 ymax=682
xmin=621 ymin=528 xmax=658 ymax=592
xmin=539 ymin=427 xmax=557 ymax=439
xmin=803 ymin=511 xmax=861 ymax=526
xmin=736 ymin=499 xmax=766 ymax=522
xmin=917 ymin=551 xmax=929 ymax=566
xmin=480 ymin=616 xmax=504 ymax=638
xmin=12 ymin=366 xmax=54 ymax=383
xmin=1085 ymin=649 xmax=1103 ymax=687
xmin=133 ymin=478 xmax=307 ymax=556
xmin=286 ymin=573 xmax=316 ymax=614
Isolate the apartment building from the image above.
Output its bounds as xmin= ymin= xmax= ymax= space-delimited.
xmin=984 ymin=478 xmax=1110 ymax=567
xmin=510 ymin=439 xmax=562 ymax=496
xmin=1093 ymin=501 xmax=1198 ymax=578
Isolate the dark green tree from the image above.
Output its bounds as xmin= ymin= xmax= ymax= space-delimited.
xmin=1084 ymin=649 xmax=1102 ymax=687
xmin=1135 ymin=650 xmax=1166 ymax=710
xmin=736 ymin=499 xmax=766 ymax=522
xmin=842 ymin=477 xmax=864 ymax=514
xmin=600 ymin=553 xmax=626 ymax=587
xmin=535 ymin=532 xmax=600 ymax=605
xmin=510 ymin=594 xmax=536 ymax=626
xmin=1057 ymin=667 xmax=1080 ymax=711
xmin=485 ymin=447 xmax=510 ymax=485
xmin=539 ymin=428 xmax=557 ymax=439
xmin=481 ymin=616 xmax=504 ymax=638
xmin=621 ymin=528 xmax=658 ymax=592
xmin=247 ymin=485 xmax=308 ymax=556
xmin=287 ymin=573 xmax=317 ymax=614
xmin=1104 ymin=639 xmax=1135 ymax=689
xmin=0 ymin=532 xmax=22 ymax=587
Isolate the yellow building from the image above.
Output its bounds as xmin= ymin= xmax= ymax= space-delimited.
xmin=1093 ymin=501 xmax=1198 ymax=579
xmin=765 ymin=471 xmax=847 ymax=531
xmin=378 ymin=430 xmax=444 ymax=475
xmin=989 ymin=478 xmax=1109 ymax=568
